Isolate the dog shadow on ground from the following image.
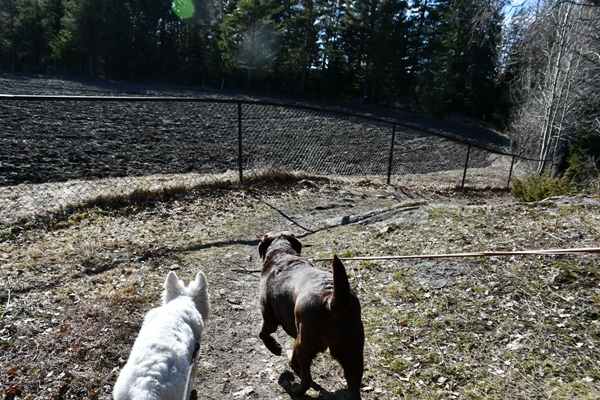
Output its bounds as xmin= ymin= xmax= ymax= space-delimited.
xmin=278 ymin=371 xmax=351 ymax=399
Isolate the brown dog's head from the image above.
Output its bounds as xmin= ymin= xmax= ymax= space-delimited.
xmin=258 ymin=231 xmax=302 ymax=259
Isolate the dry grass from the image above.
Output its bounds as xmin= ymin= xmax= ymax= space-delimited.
xmin=1 ymin=175 xmax=599 ymax=399
xmin=307 ymin=202 xmax=600 ymax=399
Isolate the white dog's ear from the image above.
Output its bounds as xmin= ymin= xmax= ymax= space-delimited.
xmin=192 ymin=271 xmax=208 ymax=292
xmin=189 ymin=271 xmax=210 ymax=322
xmin=163 ymin=271 xmax=183 ymax=304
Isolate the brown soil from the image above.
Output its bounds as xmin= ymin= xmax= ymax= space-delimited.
xmin=0 ymin=75 xmax=510 ymax=187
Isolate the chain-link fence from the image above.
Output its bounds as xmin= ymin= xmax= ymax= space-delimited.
xmin=0 ymin=96 xmax=542 ymax=226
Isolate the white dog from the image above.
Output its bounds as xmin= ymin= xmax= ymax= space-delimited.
xmin=113 ymin=271 xmax=210 ymax=400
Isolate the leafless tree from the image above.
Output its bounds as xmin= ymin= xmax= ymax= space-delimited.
xmin=508 ymin=0 xmax=600 ymax=174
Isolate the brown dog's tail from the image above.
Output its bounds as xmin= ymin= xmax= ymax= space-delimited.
xmin=328 ymin=255 xmax=353 ymax=314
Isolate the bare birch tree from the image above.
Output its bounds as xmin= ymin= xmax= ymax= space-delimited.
xmin=508 ymin=0 xmax=600 ymax=174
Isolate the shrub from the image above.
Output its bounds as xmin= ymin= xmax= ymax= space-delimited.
xmin=511 ymin=173 xmax=574 ymax=202
xmin=564 ymin=136 xmax=600 ymax=194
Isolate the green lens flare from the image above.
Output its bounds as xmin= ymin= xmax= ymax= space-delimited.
xmin=172 ymin=0 xmax=195 ymax=19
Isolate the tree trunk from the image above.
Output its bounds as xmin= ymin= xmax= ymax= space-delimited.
xmin=536 ymin=3 xmax=573 ymax=173
xmin=300 ymin=0 xmax=314 ymax=95
xmin=370 ymin=63 xmax=380 ymax=104
xmin=361 ymin=56 xmax=370 ymax=104
xmin=247 ymin=66 xmax=252 ymax=91
xmin=89 ymin=51 xmax=94 ymax=78
xmin=406 ymin=0 xmax=428 ymax=111
xmin=8 ymin=0 xmax=16 ymax=72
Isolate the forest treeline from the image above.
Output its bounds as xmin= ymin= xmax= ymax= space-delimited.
xmin=0 ymin=0 xmax=509 ymax=122
xmin=1 ymin=0 xmax=599 ymax=177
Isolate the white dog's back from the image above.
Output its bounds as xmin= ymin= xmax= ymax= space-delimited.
xmin=114 ymin=271 xmax=209 ymax=400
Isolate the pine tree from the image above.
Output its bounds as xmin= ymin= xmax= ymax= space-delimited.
xmin=218 ymin=0 xmax=282 ymax=91
xmin=15 ymin=0 xmax=46 ymax=70
xmin=0 ymin=0 xmax=18 ymax=71
xmin=51 ymin=0 xmax=108 ymax=77
xmin=408 ymin=0 xmax=504 ymax=117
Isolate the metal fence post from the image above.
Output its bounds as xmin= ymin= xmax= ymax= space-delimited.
xmin=387 ymin=123 xmax=396 ymax=185
xmin=461 ymin=144 xmax=471 ymax=189
xmin=237 ymin=101 xmax=243 ymax=184
xmin=507 ymin=155 xmax=516 ymax=189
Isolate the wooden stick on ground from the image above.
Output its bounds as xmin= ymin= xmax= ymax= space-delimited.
xmin=312 ymin=247 xmax=600 ymax=262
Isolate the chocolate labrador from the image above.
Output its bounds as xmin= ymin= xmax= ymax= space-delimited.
xmin=258 ymin=231 xmax=364 ymax=399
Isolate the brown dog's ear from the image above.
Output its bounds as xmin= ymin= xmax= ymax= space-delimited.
xmin=258 ymin=233 xmax=273 ymax=259
xmin=258 ymin=231 xmax=302 ymax=258
xmin=286 ymin=234 xmax=302 ymax=255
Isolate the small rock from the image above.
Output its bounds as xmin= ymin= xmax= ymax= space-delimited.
xmin=379 ymin=226 xmax=394 ymax=234
xmin=571 ymin=232 xmax=583 ymax=241
xmin=299 ymin=179 xmax=317 ymax=188
xmin=507 ymin=340 xmax=524 ymax=351
xmin=233 ymin=386 xmax=255 ymax=398
xmin=169 ymin=264 xmax=180 ymax=270
xmin=544 ymin=269 xmax=561 ymax=284
xmin=315 ymin=203 xmax=338 ymax=210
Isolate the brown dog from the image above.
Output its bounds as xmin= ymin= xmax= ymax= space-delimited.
xmin=258 ymin=231 xmax=364 ymax=399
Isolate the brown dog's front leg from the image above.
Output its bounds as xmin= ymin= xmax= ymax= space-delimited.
xmin=259 ymin=320 xmax=282 ymax=356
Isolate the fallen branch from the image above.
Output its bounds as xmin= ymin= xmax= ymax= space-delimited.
xmin=312 ymin=247 xmax=600 ymax=262
xmin=231 ymin=268 xmax=261 ymax=274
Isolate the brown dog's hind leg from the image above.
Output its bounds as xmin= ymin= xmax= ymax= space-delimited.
xmin=259 ymin=317 xmax=282 ymax=356
xmin=330 ymin=345 xmax=364 ymax=400
xmin=290 ymin=328 xmax=318 ymax=396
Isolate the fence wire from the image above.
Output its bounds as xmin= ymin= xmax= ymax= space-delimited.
xmin=242 ymin=104 xmax=393 ymax=177
xmin=0 ymin=96 xmax=539 ymax=226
